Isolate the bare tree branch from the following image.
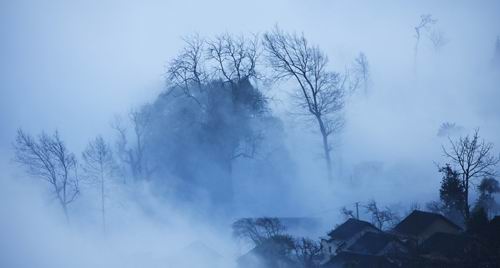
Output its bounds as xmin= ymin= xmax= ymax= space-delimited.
xmin=13 ymin=129 xmax=79 ymax=221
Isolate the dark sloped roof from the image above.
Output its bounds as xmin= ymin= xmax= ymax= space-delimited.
xmin=346 ymin=232 xmax=402 ymax=255
xmin=393 ymin=210 xmax=461 ymax=236
xmin=322 ymin=252 xmax=398 ymax=268
xmin=328 ymin=219 xmax=379 ymax=240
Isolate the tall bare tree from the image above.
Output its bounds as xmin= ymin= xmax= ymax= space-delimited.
xmin=263 ymin=27 xmax=354 ymax=181
xmin=429 ymin=30 xmax=448 ymax=51
xmin=82 ymin=136 xmax=116 ymax=232
xmin=232 ymin=217 xmax=286 ymax=245
xmin=442 ymin=129 xmax=500 ymax=219
xmin=413 ymin=14 xmax=437 ymax=69
xmin=206 ymin=33 xmax=259 ymax=87
xmin=167 ymin=34 xmax=207 ymax=108
xmin=365 ymin=200 xmax=400 ymax=230
xmin=293 ymin=238 xmax=321 ymax=268
xmin=112 ymin=108 xmax=153 ymax=182
xmin=13 ymin=129 xmax=79 ymax=221
xmin=353 ymin=52 xmax=370 ymax=94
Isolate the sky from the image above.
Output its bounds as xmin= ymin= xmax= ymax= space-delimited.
xmin=0 ymin=1 xmax=500 ymax=266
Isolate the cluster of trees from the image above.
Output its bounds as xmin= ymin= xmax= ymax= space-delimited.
xmin=232 ymin=217 xmax=321 ymax=268
xmin=340 ymin=200 xmax=400 ymax=230
xmin=14 ymin=130 xmax=116 ymax=230
xmin=13 ymin=27 xmax=367 ymax=224
xmin=428 ymin=129 xmax=500 ymax=226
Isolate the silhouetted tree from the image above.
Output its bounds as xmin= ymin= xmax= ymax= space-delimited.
xmin=438 ymin=164 xmax=466 ymax=224
xmin=82 ymin=135 xmax=116 ymax=232
xmin=365 ymin=200 xmax=400 ymax=230
xmin=293 ymin=238 xmax=321 ymax=268
xmin=232 ymin=217 xmax=287 ymax=246
xmin=206 ymin=33 xmax=259 ymax=87
xmin=467 ymin=207 xmax=489 ymax=238
xmin=413 ymin=14 xmax=437 ymax=68
xmin=492 ymin=36 xmax=500 ymax=69
xmin=13 ymin=129 xmax=79 ymax=221
xmin=353 ymin=52 xmax=369 ymax=94
xmin=429 ymin=30 xmax=448 ymax=51
xmin=475 ymin=177 xmax=500 ymax=218
xmin=263 ymin=27 xmax=356 ymax=181
xmin=111 ymin=108 xmax=153 ymax=182
xmin=442 ymin=129 xmax=499 ymax=219
xmin=167 ymin=34 xmax=207 ymax=108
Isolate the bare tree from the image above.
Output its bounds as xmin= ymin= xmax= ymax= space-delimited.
xmin=111 ymin=108 xmax=153 ymax=182
xmin=263 ymin=27 xmax=354 ymax=181
xmin=353 ymin=52 xmax=370 ymax=94
xmin=206 ymin=33 xmax=259 ymax=87
xmin=232 ymin=217 xmax=287 ymax=245
xmin=340 ymin=206 xmax=356 ymax=220
xmin=13 ymin=129 xmax=79 ymax=221
xmin=429 ymin=30 xmax=449 ymax=51
xmin=414 ymin=14 xmax=437 ymax=68
xmin=82 ymin=136 xmax=116 ymax=232
xmin=293 ymin=238 xmax=321 ymax=268
xmin=442 ymin=129 xmax=500 ymax=219
xmin=166 ymin=34 xmax=207 ymax=108
xmin=365 ymin=200 xmax=400 ymax=230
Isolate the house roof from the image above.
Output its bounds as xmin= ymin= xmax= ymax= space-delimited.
xmin=327 ymin=219 xmax=379 ymax=240
xmin=393 ymin=210 xmax=461 ymax=237
xmin=322 ymin=252 xmax=398 ymax=268
xmin=346 ymin=232 xmax=402 ymax=255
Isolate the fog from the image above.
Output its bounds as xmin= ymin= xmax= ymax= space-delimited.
xmin=1 ymin=0 xmax=500 ymax=267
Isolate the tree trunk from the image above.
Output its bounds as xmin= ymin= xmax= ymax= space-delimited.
xmin=101 ymin=171 xmax=106 ymax=233
xmin=316 ymin=116 xmax=333 ymax=181
xmin=62 ymin=202 xmax=69 ymax=224
xmin=464 ymin=175 xmax=470 ymax=220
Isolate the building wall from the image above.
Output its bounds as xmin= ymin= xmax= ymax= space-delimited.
xmin=417 ymin=220 xmax=459 ymax=243
xmin=320 ymin=227 xmax=379 ymax=264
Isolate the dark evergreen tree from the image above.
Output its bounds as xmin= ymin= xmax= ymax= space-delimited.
xmin=438 ymin=164 xmax=466 ymax=224
xmin=475 ymin=177 xmax=499 ymax=217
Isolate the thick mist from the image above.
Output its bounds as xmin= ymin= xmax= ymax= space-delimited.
xmin=1 ymin=1 xmax=500 ymax=267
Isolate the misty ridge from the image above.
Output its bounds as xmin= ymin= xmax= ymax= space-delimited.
xmin=1 ymin=1 xmax=500 ymax=268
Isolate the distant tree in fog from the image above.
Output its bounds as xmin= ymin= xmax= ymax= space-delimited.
xmin=442 ymin=129 xmax=500 ymax=220
xmin=340 ymin=206 xmax=356 ymax=220
xmin=475 ymin=177 xmax=500 ymax=218
xmin=353 ymin=52 xmax=370 ymax=94
xmin=413 ymin=14 xmax=437 ymax=68
xmin=206 ymin=33 xmax=259 ymax=86
xmin=82 ymin=136 xmax=116 ymax=232
xmin=167 ymin=33 xmax=260 ymax=107
xmin=427 ymin=164 xmax=467 ymax=225
xmin=167 ymin=34 xmax=207 ymax=108
xmin=13 ymin=129 xmax=79 ymax=221
xmin=154 ymin=33 xmax=278 ymax=206
xmin=437 ymin=122 xmax=464 ymax=137
xmin=492 ymin=36 xmax=500 ymax=68
xmin=263 ymin=27 xmax=357 ymax=181
xmin=293 ymin=238 xmax=321 ymax=268
xmin=111 ymin=108 xmax=153 ymax=182
xmin=365 ymin=200 xmax=400 ymax=230
xmin=429 ymin=29 xmax=449 ymax=51
xmin=232 ymin=217 xmax=287 ymax=245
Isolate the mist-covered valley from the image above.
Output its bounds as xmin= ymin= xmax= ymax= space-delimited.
xmin=1 ymin=1 xmax=500 ymax=267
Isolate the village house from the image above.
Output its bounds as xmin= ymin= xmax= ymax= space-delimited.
xmin=345 ymin=231 xmax=409 ymax=257
xmin=320 ymin=218 xmax=381 ymax=264
xmin=391 ymin=210 xmax=461 ymax=245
